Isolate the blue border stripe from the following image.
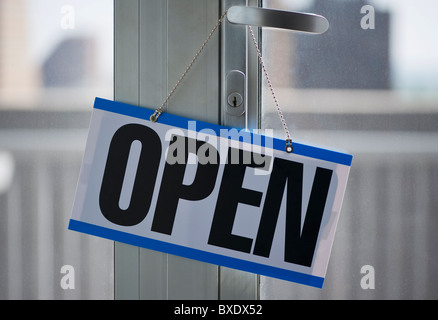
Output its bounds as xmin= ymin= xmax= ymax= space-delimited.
xmin=93 ymin=97 xmax=352 ymax=166
xmin=68 ymin=219 xmax=324 ymax=288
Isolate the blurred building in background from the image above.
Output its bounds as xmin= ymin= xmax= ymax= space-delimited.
xmin=0 ymin=0 xmax=110 ymax=110
xmin=0 ymin=0 xmax=114 ymax=299
xmin=0 ymin=0 xmax=41 ymax=107
xmin=42 ymin=38 xmax=97 ymax=87
xmin=295 ymin=0 xmax=390 ymax=89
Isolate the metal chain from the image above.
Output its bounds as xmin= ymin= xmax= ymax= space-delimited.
xmin=150 ymin=11 xmax=228 ymax=122
xmin=150 ymin=11 xmax=293 ymax=153
xmin=247 ymin=25 xmax=293 ymax=152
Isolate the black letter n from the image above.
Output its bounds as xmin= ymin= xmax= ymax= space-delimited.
xmin=253 ymin=158 xmax=333 ymax=267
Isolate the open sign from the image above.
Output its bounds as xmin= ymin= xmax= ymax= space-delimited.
xmin=69 ymin=98 xmax=352 ymax=288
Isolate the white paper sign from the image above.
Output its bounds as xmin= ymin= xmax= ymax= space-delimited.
xmin=69 ymin=98 xmax=352 ymax=288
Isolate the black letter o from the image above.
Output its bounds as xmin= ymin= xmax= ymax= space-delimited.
xmin=99 ymin=124 xmax=161 ymax=226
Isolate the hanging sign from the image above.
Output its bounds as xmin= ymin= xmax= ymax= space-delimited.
xmin=69 ymin=98 xmax=352 ymax=288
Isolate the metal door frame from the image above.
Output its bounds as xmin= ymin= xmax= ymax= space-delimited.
xmin=114 ymin=0 xmax=261 ymax=300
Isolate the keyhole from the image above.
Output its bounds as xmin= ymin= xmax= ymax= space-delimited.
xmin=227 ymin=92 xmax=242 ymax=108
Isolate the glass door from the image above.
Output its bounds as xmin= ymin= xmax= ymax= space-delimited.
xmin=260 ymin=0 xmax=438 ymax=299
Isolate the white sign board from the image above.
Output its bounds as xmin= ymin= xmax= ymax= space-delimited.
xmin=69 ymin=98 xmax=352 ymax=288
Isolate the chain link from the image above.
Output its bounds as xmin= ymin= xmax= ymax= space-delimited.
xmin=247 ymin=25 xmax=291 ymax=143
xmin=151 ymin=11 xmax=228 ymax=122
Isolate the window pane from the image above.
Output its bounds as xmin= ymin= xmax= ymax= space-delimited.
xmin=0 ymin=0 xmax=113 ymax=110
xmin=261 ymin=0 xmax=438 ymax=299
xmin=0 ymin=0 xmax=113 ymax=299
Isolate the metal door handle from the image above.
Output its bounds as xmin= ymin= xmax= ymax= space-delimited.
xmin=227 ymin=6 xmax=329 ymax=34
